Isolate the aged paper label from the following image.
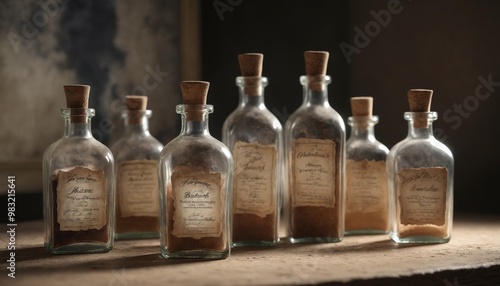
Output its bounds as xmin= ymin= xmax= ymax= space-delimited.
xmin=56 ymin=167 xmax=107 ymax=231
xmin=171 ymin=171 xmax=223 ymax=239
xmin=397 ymin=167 xmax=448 ymax=226
xmin=118 ymin=160 xmax=159 ymax=217
xmin=346 ymin=159 xmax=387 ymax=213
xmin=292 ymin=138 xmax=336 ymax=208
xmin=233 ymin=141 xmax=276 ymax=218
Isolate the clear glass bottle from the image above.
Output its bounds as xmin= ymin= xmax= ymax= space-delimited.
xmin=285 ymin=51 xmax=345 ymax=243
xmin=159 ymin=81 xmax=233 ymax=259
xmin=387 ymin=89 xmax=454 ymax=243
xmin=111 ymin=96 xmax=163 ymax=240
xmin=43 ymin=85 xmax=114 ymax=254
xmin=222 ymin=53 xmax=282 ymax=247
xmin=345 ymin=97 xmax=389 ymax=235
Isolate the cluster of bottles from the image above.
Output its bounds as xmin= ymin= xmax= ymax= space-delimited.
xmin=42 ymin=51 xmax=454 ymax=259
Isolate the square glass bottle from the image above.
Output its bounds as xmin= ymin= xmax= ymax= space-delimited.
xmin=345 ymin=97 xmax=389 ymax=235
xmin=222 ymin=53 xmax=282 ymax=247
xmin=111 ymin=95 xmax=163 ymax=239
xmin=387 ymin=89 xmax=454 ymax=243
xmin=159 ymin=81 xmax=233 ymax=259
xmin=42 ymin=85 xmax=115 ymax=254
xmin=285 ymin=51 xmax=346 ymax=243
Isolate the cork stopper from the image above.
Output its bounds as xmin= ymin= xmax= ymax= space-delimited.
xmin=408 ymin=89 xmax=433 ymax=112
xmin=238 ymin=53 xmax=263 ymax=77
xmin=125 ymin=95 xmax=148 ymax=125
xmin=350 ymin=96 xmax=373 ymax=117
xmin=408 ymin=89 xmax=433 ymax=128
xmin=304 ymin=51 xmax=329 ymax=76
xmin=63 ymin=84 xmax=90 ymax=123
xmin=126 ymin=95 xmax=148 ymax=111
xmin=304 ymin=51 xmax=329 ymax=91
xmin=180 ymin=81 xmax=209 ymax=121
xmin=238 ymin=53 xmax=263 ymax=96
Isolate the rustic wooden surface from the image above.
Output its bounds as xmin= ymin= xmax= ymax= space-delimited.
xmin=1 ymin=215 xmax=499 ymax=286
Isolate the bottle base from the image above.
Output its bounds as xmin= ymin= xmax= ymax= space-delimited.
xmin=115 ymin=232 xmax=159 ymax=240
xmin=160 ymin=249 xmax=230 ymax=260
xmin=288 ymin=236 xmax=342 ymax=244
xmin=345 ymin=229 xmax=388 ymax=236
xmin=232 ymin=239 xmax=279 ymax=247
xmin=390 ymin=232 xmax=450 ymax=244
xmin=45 ymin=243 xmax=112 ymax=254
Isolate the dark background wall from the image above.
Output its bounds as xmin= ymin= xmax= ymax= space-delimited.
xmin=201 ymin=0 xmax=500 ymax=215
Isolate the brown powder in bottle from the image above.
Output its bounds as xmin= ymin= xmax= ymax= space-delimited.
xmin=289 ymin=51 xmax=342 ymax=241
xmin=166 ymin=81 xmax=228 ymax=253
xmin=52 ymin=85 xmax=109 ymax=248
xmin=115 ymin=95 xmax=159 ymax=236
xmin=232 ymin=53 xmax=279 ymax=245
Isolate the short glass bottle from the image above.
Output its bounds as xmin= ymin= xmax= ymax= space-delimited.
xmin=285 ymin=75 xmax=346 ymax=243
xmin=111 ymin=109 xmax=163 ymax=239
xmin=159 ymin=104 xmax=233 ymax=259
xmin=345 ymin=115 xmax=389 ymax=235
xmin=222 ymin=76 xmax=282 ymax=247
xmin=43 ymin=108 xmax=115 ymax=254
xmin=387 ymin=112 xmax=454 ymax=243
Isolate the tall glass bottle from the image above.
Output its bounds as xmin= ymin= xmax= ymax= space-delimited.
xmin=285 ymin=51 xmax=345 ymax=243
xmin=345 ymin=97 xmax=389 ymax=235
xmin=43 ymin=85 xmax=115 ymax=254
xmin=387 ymin=89 xmax=454 ymax=243
xmin=111 ymin=95 xmax=163 ymax=240
xmin=222 ymin=53 xmax=282 ymax=247
xmin=159 ymin=81 xmax=233 ymax=259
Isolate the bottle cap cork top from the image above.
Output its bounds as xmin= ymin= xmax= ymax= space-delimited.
xmin=238 ymin=53 xmax=263 ymax=77
xmin=408 ymin=89 xmax=433 ymax=112
xmin=125 ymin=95 xmax=148 ymax=111
xmin=304 ymin=51 xmax=329 ymax=76
xmin=351 ymin=96 xmax=373 ymax=116
xmin=64 ymin=84 xmax=90 ymax=109
xmin=180 ymin=81 xmax=209 ymax=105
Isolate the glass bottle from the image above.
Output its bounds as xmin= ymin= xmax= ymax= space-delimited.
xmin=159 ymin=81 xmax=233 ymax=259
xmin=387 ymin=89 xmax=454 ymax=243
xmin=285 ymin=51 xmax=345 ymax=243
xmin=222 ymin=53 xmax=282 ymax=247
xmin=345 ymin=97 xmax=389 ymax=235
xmin=111 ymin=95 xmax=163 ymax=240
xmin=43 ymin=85 xmax=114 ymax=254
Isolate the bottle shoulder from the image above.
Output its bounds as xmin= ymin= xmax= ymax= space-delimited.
xmin=223 ymin=106 xmax=283 ymax=147
xmin=160 ymin=135 xmax=232 ymax=171
xmin=346 ymin=138 xmax=389 ymax=161
xmin=285 ymin=105 xmax=345 ymax=140
xmin=287 ymin=105 xmax=345 ymax=128
xmin=43 ymin=137 xmax=114 ymax=171
xmin=111 ymin=134 xmax=163 ymax=161
xmin=387 ymin=137 xmax=454 ymax=169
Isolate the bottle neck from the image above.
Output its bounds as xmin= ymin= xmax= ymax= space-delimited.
xmin=300 ymin=75 xmax=331 ymax=107
xmin=348 ymin=116 xmax=378 ymax=141
xmin=122 ymin=110 xmax=151 ymax=135
xmin=177 ymin=104 xmax=213 ymax=136
xmin=405 ymin=112 xmax=437 ymax=139
xmin=236 ymin=76 xmax=267 ymax=108
xmin=62 ymin=108 xmax=94 ymax=138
